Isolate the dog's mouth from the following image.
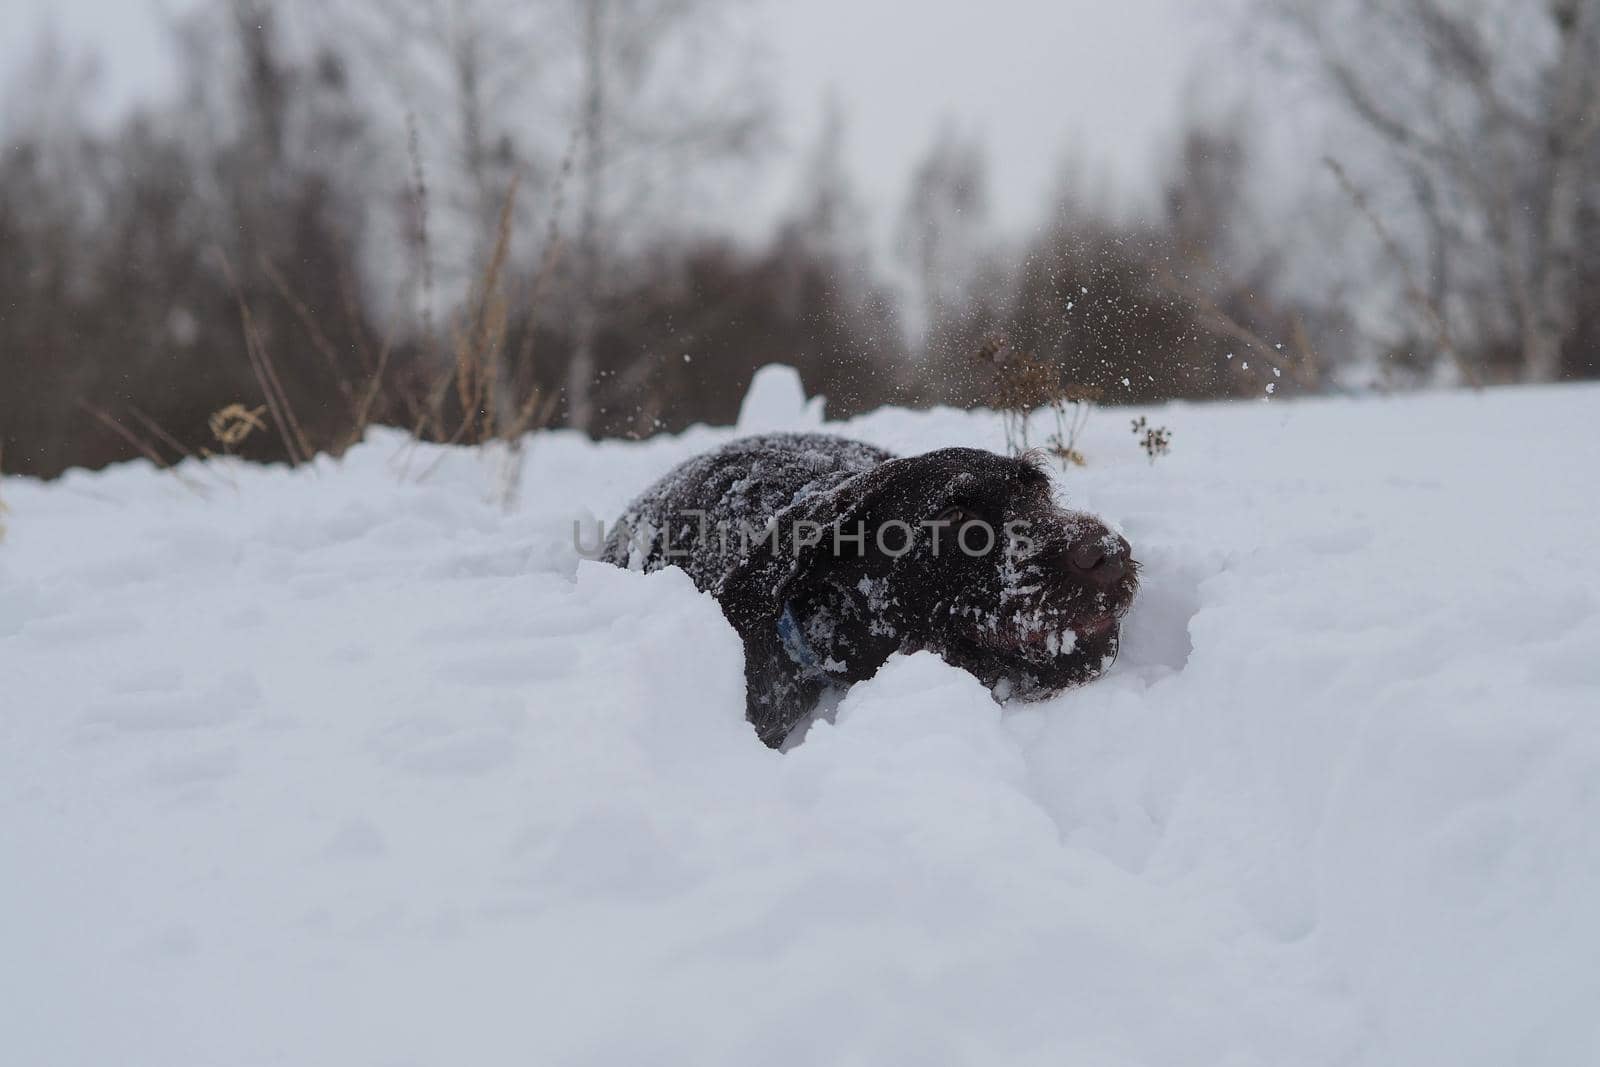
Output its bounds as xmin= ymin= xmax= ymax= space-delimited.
xmin=939 ymin=553 xmax=1139 ymax=671
xmin=957 ymin=602 xmax=1123 ymax=664
xmin=1017 ymin=608 xmax=1117 ymax=649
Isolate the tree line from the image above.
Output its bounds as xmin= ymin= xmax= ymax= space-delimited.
xmin=2 ymin=0 xmax=1595 ymax=478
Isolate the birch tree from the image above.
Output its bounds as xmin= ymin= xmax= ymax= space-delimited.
xmin=895 ymin=124 xmax=990 ymax=340
xmin=1279 ymin=0 xmax=1600 ymax=381
xmin=562 ymin=0 xmax=767 ymax=433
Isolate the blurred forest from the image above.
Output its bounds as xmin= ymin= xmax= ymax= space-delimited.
xmin=2 ymin=0 xmax=1597 ymax=477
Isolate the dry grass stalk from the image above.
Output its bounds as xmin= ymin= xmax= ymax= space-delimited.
xmin=127 ymin=403 xmax=242 ymax=494
xmin=465 ymin=173 xmax=520 ymax=438
xmin=197 ymin=403 xmax=260 ymax=491
xmin=973 ymin=336 xmax=1096 ymax=467
xmin=342 ymin=336 xmax=394 ymax=453
xmin=412 ymin=176 xmax=520 ymax=483
xmin=126 ymin=404 xmax=202 ymax=465
xmin=393 ymin=130 xmax=567 ymax=498
xmin=414 ymin=173 xmax=519 ymax=460
xmin=406 ymin=111 xmax=438 ymax=356
xmin=335 ymin=256 xmax=376 ymax=379
xmin=261 ymin=250 xmax=394 ymax=453
xmin=208 ymin=403 xmax=269 ymax=450
xmin=217 ymin=249 xmax=312 ymax=466
xmin=492 ymin=386 xmax=563 ymax=510
xmin=260 ymin=255 xmax=357 ymax=404
xmin=78 ymin=401 xmax=209 ymax=497
xmin=510 ymin=128 xmax=580 ymax=377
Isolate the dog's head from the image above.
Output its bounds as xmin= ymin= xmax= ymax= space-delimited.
xmin=782 ymin=446 xmax=1139 ymax=698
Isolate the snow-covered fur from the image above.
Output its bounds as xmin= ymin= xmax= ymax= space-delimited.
xmin=602 ymin=433 xmax=1138 ymax=746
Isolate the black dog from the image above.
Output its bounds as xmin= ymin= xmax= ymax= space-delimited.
xmin=601 ymin=433 xmax=1137 ymax=746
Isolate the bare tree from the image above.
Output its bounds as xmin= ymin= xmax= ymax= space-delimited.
xmin=292 ymin=0 xmax=766 ymax=434
xmin=561 ymin=0 xmax=768 ymax=434
xmin=1276 ymin=0 xmax=1600 ymax=382
xmin=781 ymin=99 xmax=866 ymax=267
xmin=332 ymin=0 xmax=543 ymax=292
xmin=566 ymin=0 xmax=606 ymax=435
xmin=1529 ymin=0 xmax=1600 ymax=381
xmin=895 ymin=123 xmax=990 ymax=339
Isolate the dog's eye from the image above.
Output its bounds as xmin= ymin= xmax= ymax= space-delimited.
xmin=934 ymin=506 xmax=972 ymax=526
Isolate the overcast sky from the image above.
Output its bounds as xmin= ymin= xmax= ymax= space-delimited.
xmin=0 ymin=0 xmax=1219 ymax=237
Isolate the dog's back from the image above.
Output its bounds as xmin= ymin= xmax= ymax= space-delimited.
xmin=600 ymin=433 xmax=893 ymax=592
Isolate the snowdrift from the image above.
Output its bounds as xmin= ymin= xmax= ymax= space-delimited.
xmin=3 ymin=378 xmax=1598 ymax=1065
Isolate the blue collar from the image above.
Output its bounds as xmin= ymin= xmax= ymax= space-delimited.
xmin=777 ymin=602 xmax=821 ymax=671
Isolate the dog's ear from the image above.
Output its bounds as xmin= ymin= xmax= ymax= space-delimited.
xmin=721 ymin=456 xmax=918 ymax=617
xmin=776 ymin=456 xmax=922 ymax=600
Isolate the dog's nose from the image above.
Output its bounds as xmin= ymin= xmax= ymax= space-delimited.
xmin=1068 ymin=535 xmax=1128 ymax=587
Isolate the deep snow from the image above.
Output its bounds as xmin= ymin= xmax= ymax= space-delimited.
xmin=3 ymin=374 xmax=1599 ymax=1066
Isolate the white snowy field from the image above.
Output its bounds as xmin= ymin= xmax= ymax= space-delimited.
xmin=3 ymin=373 xmax=1599 ymax=1066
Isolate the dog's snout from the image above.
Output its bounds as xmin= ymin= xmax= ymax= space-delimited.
xmin=1066 ymin=533 xmax=1130 ymax=588
xmin=1069 ymin=542 xmax=1107 ymax=573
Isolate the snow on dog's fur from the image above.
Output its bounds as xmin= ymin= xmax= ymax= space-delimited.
xmin=602 ymin=433 xmax=1138 ymax=746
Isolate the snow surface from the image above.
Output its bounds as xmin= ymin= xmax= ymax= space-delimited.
xmin=4 ymin=378 xmax=1600 ymax=1066
xmin=737 ymin=362 xmax=826 ymax=432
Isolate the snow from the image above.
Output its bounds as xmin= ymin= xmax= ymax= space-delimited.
xmin=4 ymin=379 xmax=1600 ymax=1066
xmin=737 ymin=362 xmax=826 ymax=432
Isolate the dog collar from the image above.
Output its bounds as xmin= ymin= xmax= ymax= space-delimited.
xmin=777 ymin=602 xmax=821 ymax=671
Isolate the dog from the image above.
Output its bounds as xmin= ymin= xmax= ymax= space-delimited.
xmin=601 ymin=433 xmax=1138 ymax=746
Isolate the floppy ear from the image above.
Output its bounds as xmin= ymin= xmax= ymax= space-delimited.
xmin=717 ymin=456 xmax=919 ymax=748
xmin=770 ymin=456 xmax=918 ymax=605
xmin=716 ymin=455 xmax=915 ymax=624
